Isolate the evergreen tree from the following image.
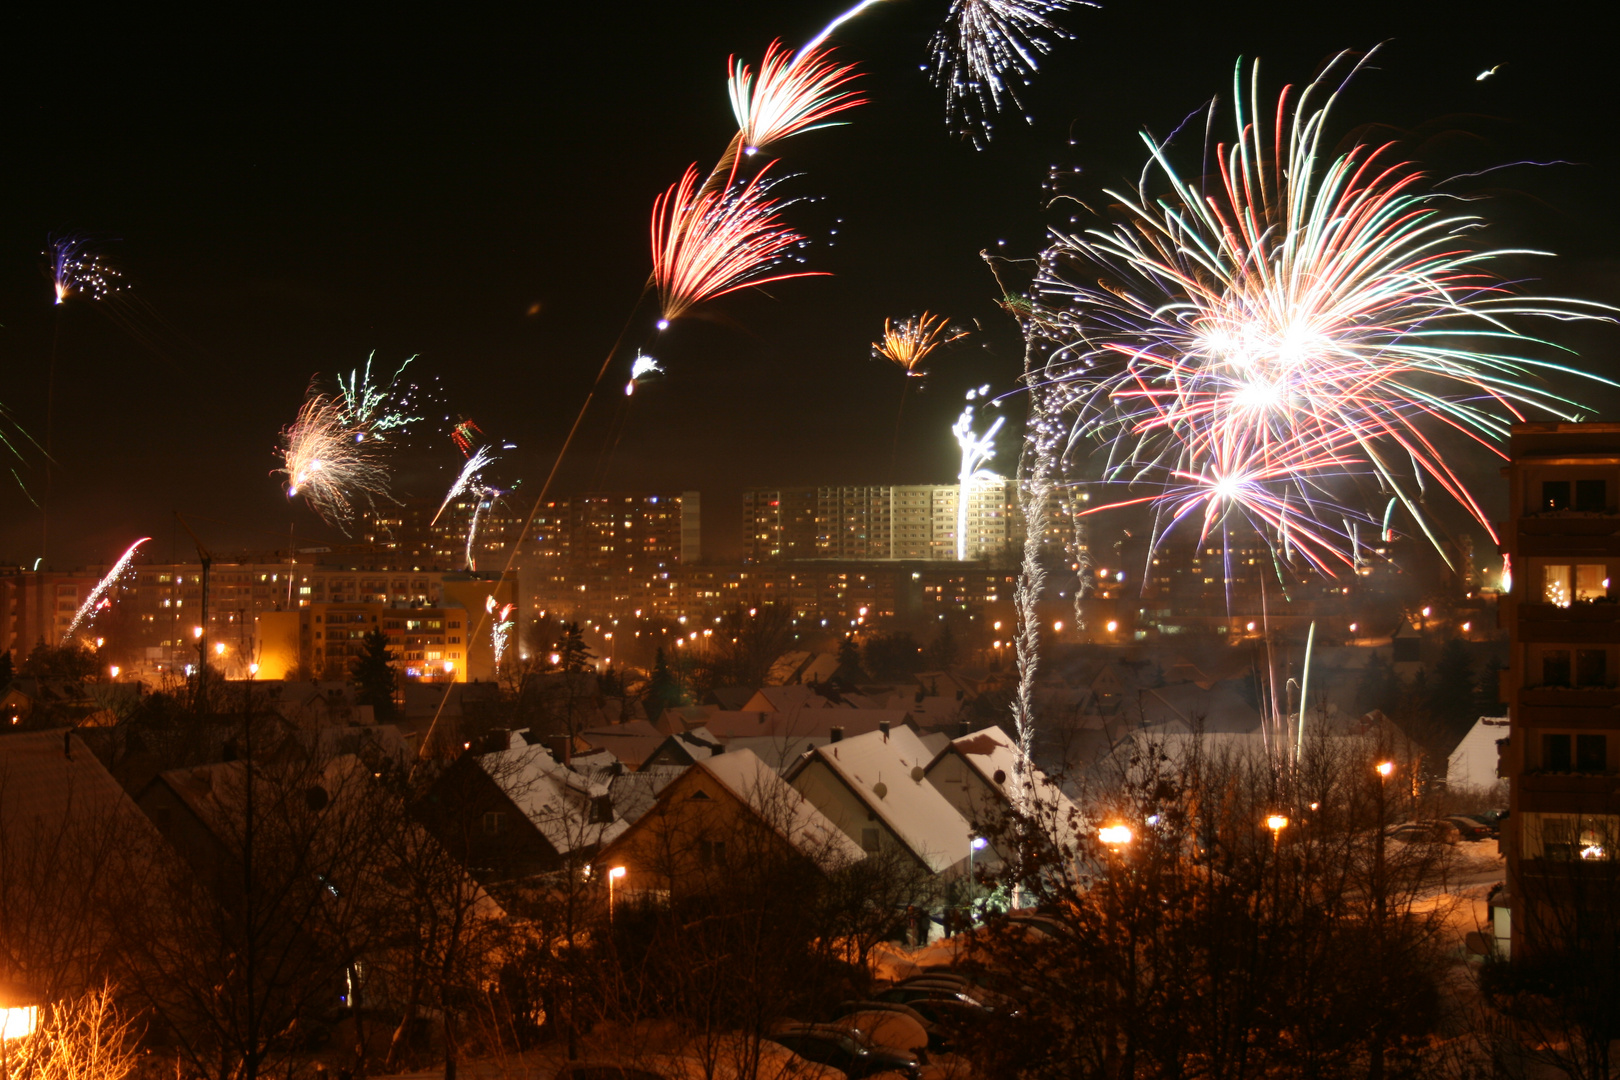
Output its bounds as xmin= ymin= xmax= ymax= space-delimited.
xmin=553 ymin=622 xmax=595 ymax=673
xmin=1353 ymin=652 xmax=1400 ymax=717
xmin=926 ymin=621 xmax=960 ymax=670
xmin=350 ymin=628 xmax=398 ymax=723
xmin=644 ymin=647 xmax=685 ymax=717
xmin=1475 ymin=653 xmax=1507 ymax=716
xmin=0 ymin=648 xmax=12 ymax=689
xmin=1428 ymin=638 xmax=1477 ymax=741
xmin=835 ymin=635 xmax=866 ymax=682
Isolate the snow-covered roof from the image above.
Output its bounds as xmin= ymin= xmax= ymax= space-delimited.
xmin=931 ymin=725 xmax=1077 ymax=822
xmin=743 ymin=685 xmax=835 ymax=713
xmin=476 ymin=743 xmax=626 ymax=854
xmin=696 ymin=749 xmax=865 ymax=867
xmin=610 ymin=765 xmax=686 ymax=825
xmin=794 ymin=726 xmax=972 ymax=874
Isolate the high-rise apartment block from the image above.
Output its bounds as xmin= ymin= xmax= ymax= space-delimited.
xmin=743 ymin=480 xmax=1064 ymax=563
xmin=1500 ymin=421 xmax=1620 ymax=957
xmin=519 ymin=492 xmax=700 ymax=620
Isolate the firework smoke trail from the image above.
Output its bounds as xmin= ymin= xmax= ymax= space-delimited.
xmin=63 ymin=537 xmax=150 ymax=641
xmin=650 ymin=162 xmax=826 ymax=328
xmin=277 ymin=390 xmax=391 ymax=534
xmin=432 ymin=445 xmax=496 ymax=527
xmin=338 ymin=354 xmax=422 ymax=440
xmin=953 ymin=387 xmax=1006 ymax=560
xmin=464 ymin=491 xmax=496 ymax=571
xmin=929 ymin=0 xmax=1096 ymax=147
xmin=1034 ymin=49 xmax=1613 ymax=573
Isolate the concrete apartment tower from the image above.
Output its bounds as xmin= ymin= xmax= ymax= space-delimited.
xmin=1501 ymin=421 xmax=1620 ymax=957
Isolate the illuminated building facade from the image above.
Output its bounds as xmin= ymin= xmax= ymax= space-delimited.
xmin=1499 ymin=421 xmax=1620 ymax=957
xmin=517 ymin=492 xmax=699 ymax=621
xmin=1 ymin=569 xmax=103 ymax=659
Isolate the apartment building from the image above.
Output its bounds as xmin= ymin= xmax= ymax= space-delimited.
xmin=518 ymin=492 xmax=698 ymax=621
xmin=1500 ymin=421 xmax=1620 ymax=957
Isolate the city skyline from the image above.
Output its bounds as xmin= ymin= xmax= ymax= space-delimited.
xmin=3 ymin=2 xmax=1619 ymax=570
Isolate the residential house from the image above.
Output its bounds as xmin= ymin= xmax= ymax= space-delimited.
xmin=786 ymin=725 xmax=974 ymax=882
xmin=599 ymin=748 xmax=863 ymax=902
xmin=415 ymin=738 xmax=626 ymax=884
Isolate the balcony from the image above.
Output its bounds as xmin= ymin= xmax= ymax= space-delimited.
xmin=1516 ymin=515 xmax=1620 ymax=557
xmin=1517 ymin=602 xmax=1620 ymax=643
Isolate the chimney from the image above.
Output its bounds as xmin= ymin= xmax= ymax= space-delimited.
xmin=879 ymin=719 xmax=891 ymax=738
xmin=830 ymin=726 xmax=844 ymax=743
xmin=545 ymin=735 xmax=573 ymax=765
xmin=63 ymin=731 xmax=73 ymax=760
xmin=957 ymin=719 xmax=971 ymax=738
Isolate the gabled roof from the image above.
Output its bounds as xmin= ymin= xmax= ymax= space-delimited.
xmin=701 ymin=707 xmax=912 ymax=741
xmin=743 ymin=685 xmax=835 ymax=713
xmin=696 ymin=750 xmax=866 ymax=866
xmin=707 ymin=686 xmax=756 ymax=711
xmin=789 ymin=726 xmax=972 ymax=874
xmin=928 ymin=725 xmax=1077 ymax=821
xmin=1 ymin=728 xmax=152 ymax=835
xmin=474 ymin=743 xmax=627 ymax=854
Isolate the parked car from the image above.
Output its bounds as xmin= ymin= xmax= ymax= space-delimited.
xmin=833 ymin=1000 xmax=947 ymax=1053
xmin=1444 ymin=815 xmax=1496 ymax=841
xmin=1386 ymin=820 xmax=1461 ymax=845
xmin=770 ymin=1023 xmax=923 ymax=1080
xmin=894 ymin=975 xmax=1019 ymax=1014
xmin=1468 ymin=810 xmax=1508 ymax=835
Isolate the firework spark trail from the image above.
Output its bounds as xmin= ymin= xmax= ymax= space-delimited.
xmin=64 ymin=537 xmax=150 ymax=641
xmin=486 ymin=596 xmax=517 ymax=669
xmin=954 ymin=387 xmax=1006 ymax=560
xmin=1034 ymin=49 xmax=1613 ymax=572
xmin=929 ymin=0 xmax=1096 ymax=146
xmin=277 ymin=390 xmax=391 ymax=534
xmin=465 ymin=488 xmax=499 ymax=571
xmin=650 ymin=162 xmax=826 ymax=328
xmin=337 ymin=354 xmax=422 ymax=440
xmin=432 ymin=445 xmax=496 ymax=527
xmin=47 ymin=235 xmax=123 ymax=305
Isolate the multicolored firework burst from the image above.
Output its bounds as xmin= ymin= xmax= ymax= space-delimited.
xmin=451 ymin=417 xmax=484 ymax=457
xmin=276 ymin=389 xmax=391 ymax=534
xmin=1033 ymin=50 xmax=1613 ymax=572
xmin=929 ymin=0 xmax=1095 ymax=147
xmin=487 ymin=595 xmax=517 ymax=668
xmin=64 ymin=537 xmax=150 ymax=641
xmin=46 ymin=235 xmax=123 ymax=305
xmin=873 ymin=311 xmax=966 ymax=375
xmin=650 ymin=162 xmax=825 ymax=328
xmin=729 ymin=40 xmax=865 ymax=156
xmin=337 ymin=353 xmax=422 ymax=441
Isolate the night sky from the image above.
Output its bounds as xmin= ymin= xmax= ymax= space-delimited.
xmin=3 ymin=1 xmax=1617 ymax=569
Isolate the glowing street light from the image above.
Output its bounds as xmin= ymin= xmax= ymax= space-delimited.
xmin=109 ymin=665 xmax=120 ymax=679
xmin=0 ymin=980 xmax=41 ymax=1043
xmin=609 ymin=865 xmax=627 ymax=919
xmin=1098 ymin=824 xmax=1133 ymax=847
xmin=1105 ymin=620 xmax=1118 ymax=633
xmin=1376 ymin=761 xmax=1394 ymax=778
xmin=214 ymin=642 xmax=226 ymax=656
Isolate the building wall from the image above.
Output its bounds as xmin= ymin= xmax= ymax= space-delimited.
xmin=2 ymin=570 xmax=102 ymax=658
xmin=1501 ymin=421 xmax=1620 ymax=957
xmin=519 ymin=492 xmax=694 ymax=621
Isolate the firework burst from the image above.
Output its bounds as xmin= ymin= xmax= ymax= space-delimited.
xmin=1034 ymin=51 xmax=1613 ymax=568
xmin=729 ymin=40 xmax=865 ymax=156
xmin=874 ymin=311 xmax=966 ymax=375
xmin=337 ymin=353 xmax=422 ymax=440
xmin=432 ymin=445 xmax=496 ymax=527
xmin=277 ymin=389 xmax=391 ymax=533
xmin=650 ymin=162 xmax=825 ymax=327
xmin=47 ymin=235 xmax=123 ymax=305
xmin=929 ymin=0 xmax=1096 ymax=146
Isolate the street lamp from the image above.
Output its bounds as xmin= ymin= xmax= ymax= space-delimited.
xmin=109 ymin=665 xmax=120 ymax=679
xmin=1 ymin=979 xmax=42 ymax=1080
xmin=608 ymin=865 xmax=627 ymax=920
xmin=1098 ymin=824 xmax=1133 ymax=847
